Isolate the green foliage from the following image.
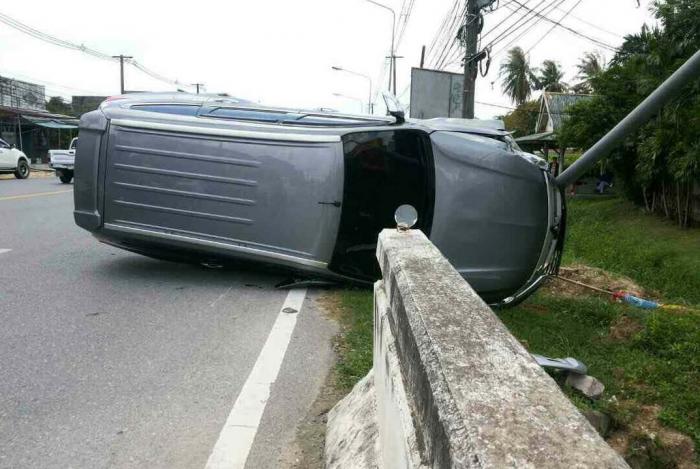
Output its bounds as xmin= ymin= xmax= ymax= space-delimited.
xmin=502 ymin=100 xmax=539 ymax=137
xmin=46 ymin=96 xmax=72 ymax=116
xmin=573 ymin=51 xmax=605 ymax=93
xmin=499 ymin=47 xmax=539 ymax=105
xmin=334 ymin=288 xmax=374 ymax=389
xmin=557 ymin=0 xmax=700 ymax=226
xmin=536 ymin=60 xmax=567 ymax=92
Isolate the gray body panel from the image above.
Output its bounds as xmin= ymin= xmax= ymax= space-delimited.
xmin=102 ymin=122 xmax=342 ymax=267
xmin=429 ymin=131 xmax=548 ymax=298
xmin=74 ymin=93 xmax=563 ymax=304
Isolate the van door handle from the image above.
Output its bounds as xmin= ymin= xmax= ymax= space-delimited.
xmin=318 ymin=201 xmax=341 ymax=208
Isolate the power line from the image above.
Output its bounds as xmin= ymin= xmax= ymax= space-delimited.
xmin=483 ymin=0 xmax=550 ymax=50
xmin=549 ymin=3 xmax=623 ymax=39
xmin=526 ymin=0 xmax=583 ymax=53
xmin=491 ymin=0 xmax=570 ymax=56
xmin=504 ymin=0 xmax=617 ymax=51
xmin=0 ymin=11 xmax=192 ymax=90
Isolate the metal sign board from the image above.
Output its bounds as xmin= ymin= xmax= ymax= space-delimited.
xmin=409 ymin=68 xmax=464 ymax=119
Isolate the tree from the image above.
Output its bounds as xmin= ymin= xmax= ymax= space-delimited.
xmin=536 ymin=60 xmax=567 ymax=92
xmin=558 ymin=0 xmax=700 ymax=227
xmin=573 ymin=52 xmax=605 ymax=93
xmin=502 ymin=100 xmax=539 ymax=137
xmin=46 ymin=96 xmax=72 ymax=115
xmin=499 ymin=47 xmax=538 ymax=105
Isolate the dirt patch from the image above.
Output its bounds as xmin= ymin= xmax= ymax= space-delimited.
xmin=609 ymin=315 xmax=644 ymax=342
xmin=607 ymin=404 xmax=697 ymax=468
xmin=543 ymin=264 xmax=650 ymax=299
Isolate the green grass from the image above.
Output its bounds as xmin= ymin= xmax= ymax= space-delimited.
xmin=500 ymin=294 xmax=700 ymax=447
xmin=563 ymin=197 xmax=700 ymax=304
xmin=333 ymin=288 xmax=374 ymax=390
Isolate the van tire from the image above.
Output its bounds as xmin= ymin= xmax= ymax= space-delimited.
xmin=14 ymin=160 xmax=30 ymax=179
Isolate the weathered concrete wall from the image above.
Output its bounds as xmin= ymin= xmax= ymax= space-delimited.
xmin=326 ymin=229 xmax=629 ymax=468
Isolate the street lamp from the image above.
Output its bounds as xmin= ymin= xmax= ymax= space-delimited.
xmin=332 ymin=93 xmax=365 ymax=114
xmin=331 ymin=66 xmax=374 ymax=114
xmin=364 ymin=0 xmax=397 ymax=95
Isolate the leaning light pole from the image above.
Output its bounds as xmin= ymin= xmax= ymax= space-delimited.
xmin=557 ymin=49 xmax=700 ymax=188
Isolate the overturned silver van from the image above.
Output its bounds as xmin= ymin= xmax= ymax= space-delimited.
xmin=74 ymin=92 xmax=564 ymax=306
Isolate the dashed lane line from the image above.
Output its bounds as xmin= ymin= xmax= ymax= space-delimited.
xmin=0 ymin=189 xmax=72 ymax=202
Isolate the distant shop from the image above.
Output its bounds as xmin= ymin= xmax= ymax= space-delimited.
xmin=0 ymin=76 xmax=78 ymax=163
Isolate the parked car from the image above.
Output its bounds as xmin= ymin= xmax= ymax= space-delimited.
xmin=74 ymin=92 xmax=564 ymax=306
xmin=49 ymin=137 xmax=78 ymax=183
xmin=0 ymin=138 xmax=31 ymax=179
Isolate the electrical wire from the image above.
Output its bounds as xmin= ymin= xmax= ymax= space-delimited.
xmin=0 ymin=11 xmax=192 ymax=90
xmin=491 ymin=0 xmax=570 ymax=56
xmin=525 ymin=0 xmax=583 ymax=53
xmin=504 ymin=0 xmax=617 ymax=51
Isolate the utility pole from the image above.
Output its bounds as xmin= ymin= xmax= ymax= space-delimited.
xmin=461 ymin=0 xmax=479 ymax=118
xmin=112 ymin=54 xmax=133 ymax=94
xmin=191 ymin=83 xmax=204 ymax=94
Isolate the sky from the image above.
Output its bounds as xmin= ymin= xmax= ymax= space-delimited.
xmin=0 ymin=0 xmax=657 ymax=118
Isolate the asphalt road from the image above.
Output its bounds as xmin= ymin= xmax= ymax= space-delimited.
xmin=0 ymin=176 xmax=338 ymax=469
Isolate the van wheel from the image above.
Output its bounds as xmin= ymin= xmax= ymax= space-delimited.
xmin=59 ymin=172 xmax=73 ymax=184
xmin=14 ymin=160 xmax=30 ymax=179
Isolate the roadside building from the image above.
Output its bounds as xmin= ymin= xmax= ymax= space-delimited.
xmin=0 ymin=76 xmax=78 ymax=163
xmin=515 ymin=92 xmax=593 ymax=175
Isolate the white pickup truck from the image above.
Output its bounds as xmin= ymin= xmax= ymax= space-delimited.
xmin=49 ymin=137 xmax=77 ymax=184
xmin=0 ymin=137 xmax=31 ymax=179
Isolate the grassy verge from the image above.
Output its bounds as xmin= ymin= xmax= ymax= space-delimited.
xmin=563 ymin=197 xmax=700 ymax=304
xmin=332 ymin=289 xmax=374 ymax=391
xmin=329 ymin=196 xmax=699 ymax=465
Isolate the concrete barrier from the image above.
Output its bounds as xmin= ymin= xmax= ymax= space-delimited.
xmin=326 ymin=229 xmax=629 ymax=468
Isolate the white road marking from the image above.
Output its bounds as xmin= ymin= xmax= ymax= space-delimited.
xmin=0 ymin=249 xmax=11 ymax=255
xmin=205 ymin=288 xmax=308 ymax=469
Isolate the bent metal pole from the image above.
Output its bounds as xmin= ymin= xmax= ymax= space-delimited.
xmin=556 ymin=49 xmax=700 ymax=188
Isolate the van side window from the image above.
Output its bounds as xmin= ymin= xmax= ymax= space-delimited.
xmin=131 ymin=104 xmax=199 ymax=116
xmin=0 ymin=139 xmax=9 ymax=149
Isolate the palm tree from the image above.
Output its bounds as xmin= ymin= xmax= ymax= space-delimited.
xmin=536 ymin=60 xmax=567 ymax=92
xmin=574 ymin=51 xmax=605 ymax=93
xmin=499 ymin=47 xmax=538 ymax=105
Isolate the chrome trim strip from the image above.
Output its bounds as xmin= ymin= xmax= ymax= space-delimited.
xmin=104 ymin=222 xmax=328 ymax=269
xmin=111 ymin=118 xmax=342 ymax=143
